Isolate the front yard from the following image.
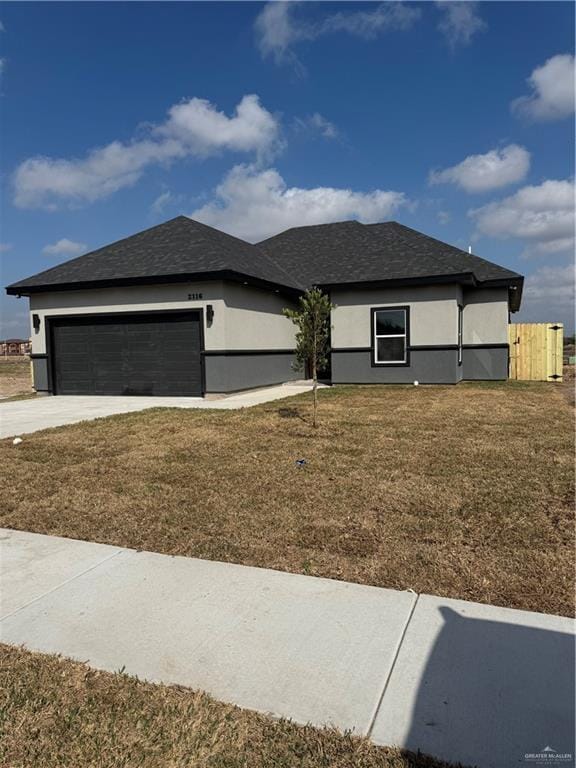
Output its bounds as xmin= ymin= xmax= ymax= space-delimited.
xmin=1 ymin=382 xmax=573 ymax=616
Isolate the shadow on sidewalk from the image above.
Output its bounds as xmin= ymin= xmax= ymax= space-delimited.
xmin=404 ymin=606 xmax=575 ymax=768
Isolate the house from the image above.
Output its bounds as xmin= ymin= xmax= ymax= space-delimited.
xmin=0 ymin=338 xmax=31 ymax=356
xmin=5 ymin=217 xmax=523 ymax=396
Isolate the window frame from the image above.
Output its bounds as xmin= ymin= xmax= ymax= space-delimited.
xmin=370 ymin=305 xmax=410 ymax=367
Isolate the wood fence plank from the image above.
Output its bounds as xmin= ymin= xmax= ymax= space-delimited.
xmin=548 ymin=323 xmax=564 ymax=381
xmin=508 ymin=322 xmax=563 ymax=381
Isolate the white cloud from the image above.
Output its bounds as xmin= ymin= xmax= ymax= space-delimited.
xmin=430 ymin=145 xmax=530 ymax=193
xmin=157 ymin=94 xmax=280 ymax=160
xmin=191 ymin=163 xmax=408 ymax=242
xmin=255 ymin=3 xmax=309 ymax=68
xmin=255 ymin=2 xmax=420 ymax=68
xmin=150 ymin=190 xmax=175 ymax=217
xmin=470 ymin=179 xmax=575 ymax=256
xmin=518 ymin=263 xmax=575 ymax=326
xmin=309 ymin=112 xmax=337 ymax=138
xmin=437 ymin=210 xmax=451 ymax=225
xmin=0 ymin=242 xmax=12 ymax=252
xmin=15 ymin=140 xmax=179 ymax=209
xmin=320 ymin=2 xmax=420 ymax=37
xmin=512 ymin=54 xmax=575 ymax=122
xmin=42 ymin=238 xmax=88 ymax=257
xmin=523 ymin=264 xmax=574 ymax=303
xmin=294 ymin=112 xmax=338 ymax=139
xmin=13 ymin=95 xmax=280 ymax=209
xmin=522 ymin=238 xmax=575 ymax=258
xmin=435 ymin=1 xmax=486 ymax=48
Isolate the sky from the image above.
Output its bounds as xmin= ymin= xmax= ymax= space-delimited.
xmin=0 ymin=1 xmax=574 ymax=337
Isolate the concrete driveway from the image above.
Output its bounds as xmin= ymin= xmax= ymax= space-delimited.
xmin=1 ymin=528 xmax=574 ymax=768
xmin=0 ymin=384 xmax=315 ymax=439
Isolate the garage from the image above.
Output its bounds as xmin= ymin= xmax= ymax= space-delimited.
xmin=49 ymin=312 xmax=203 ymax=396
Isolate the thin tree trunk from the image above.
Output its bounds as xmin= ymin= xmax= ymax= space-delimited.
xmin=312 ymin=367 xmax=318 ymax=428
xmin=311 ymin=322 xmax=318 ymax=428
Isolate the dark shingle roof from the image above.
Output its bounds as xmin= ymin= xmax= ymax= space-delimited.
xmin=258 ymin=220 xmax=521 ymax=286
xmin=6 ymin=217 xmax=522 ymax=309
xmin=6 ymin=216 xmax=302 ymax=295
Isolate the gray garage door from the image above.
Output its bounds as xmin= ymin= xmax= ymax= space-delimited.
xmin=50 ymin=312 xmax=203 ymax=396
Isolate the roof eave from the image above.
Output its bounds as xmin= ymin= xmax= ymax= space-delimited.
xmin=480 ymin=276 xmax=524 ymax=312
xmin=316 ymin=272 xmax=478 ymax=291
xmin=316 ymin=272 xmax=524 ymax=312
xmin=5 ymin=270 xmax=303 ymax=299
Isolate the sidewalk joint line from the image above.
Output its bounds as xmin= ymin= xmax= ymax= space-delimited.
xmin=365 ymin=591 xmax=420 ymax=739
xmin=0 ymin=547 xmax=130 ymax=623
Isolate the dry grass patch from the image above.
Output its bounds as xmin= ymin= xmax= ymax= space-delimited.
xmin=0 ymin=356 xmax=33 ymax=398
xmin=0 ymin=644 xmax=456 ymax=768
xmin=1 ymin=383 xmax=573 ymax=615
xmin=562 ymin=364 xmax=575 ymax=406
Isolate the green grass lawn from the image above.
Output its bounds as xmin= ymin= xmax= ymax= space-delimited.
xmin=2 ymin=382 xmax=573 ymax=616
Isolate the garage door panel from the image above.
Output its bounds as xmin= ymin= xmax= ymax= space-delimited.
xmin=90 ymin=348 xmax=125 ymax=361
xmin=51 ymin=313 xmax=202 ymax=396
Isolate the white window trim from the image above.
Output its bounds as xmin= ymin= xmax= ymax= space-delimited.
xmin=373 ymin=308 xmax=408 ymax=365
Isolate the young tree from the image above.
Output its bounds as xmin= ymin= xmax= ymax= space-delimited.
xmin=283 ymin=288 xmax=334 ymax=428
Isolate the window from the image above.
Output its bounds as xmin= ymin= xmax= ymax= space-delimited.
xmin=372 ymin=307 xmax=409 ymax=365
xmin=457 ymin=305 xmax=463 ymax=365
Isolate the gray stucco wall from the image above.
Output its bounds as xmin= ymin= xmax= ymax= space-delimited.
xmin=28 ymin=281 xmax=298 ymax=355
xmin=223 ymin=283 xmax=297 ymax=350
xmin=461 ymin=287 xmax=509 ymax=344
xmin=24 ymin=278 xmax=511 ymax=393
xmin=30 ymin=356 xmax=50 ymax=392
xmin=27 ymin=280 xmax=298 ymax=394
xmin=28 ymin=282 xmax=227 ymax=355
xmin=462 ymin=347 xmax=508 ymax=380
xmin=330 ymin=283 xmax=510 ymax=384
xmin=332 ymin=349 xmax=461 ymax=385
xmin=205 ymin=353 xmax=298 ymax=392
xmin=331 ymin=285 xmax=461 ymax=347
xmin=30 ymin=346 xmax=299 ymax=395
xmin=331 ymin=284 xmax=461 ymax=384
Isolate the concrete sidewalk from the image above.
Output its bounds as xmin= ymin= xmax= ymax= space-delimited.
xmin=0 ymin=383 xmax=316 ymax=438
xmin=1 ymin=528 xmax=574 ymax=768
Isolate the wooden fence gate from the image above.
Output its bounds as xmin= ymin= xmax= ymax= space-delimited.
xmin=508 ymin=323 xmax=563 ymax=381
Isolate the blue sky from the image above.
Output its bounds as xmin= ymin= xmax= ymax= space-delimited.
xmin=1 ymin=1 xmax=574 ymax=336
